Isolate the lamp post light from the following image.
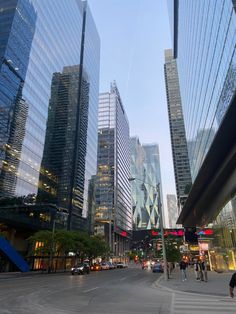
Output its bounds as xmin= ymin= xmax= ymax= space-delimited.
xmin=128 ymin=177 xmax=168 ymax=281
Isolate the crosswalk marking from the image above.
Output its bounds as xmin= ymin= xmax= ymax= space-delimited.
xmin=173 ymin=294 xmax=236 ymax=314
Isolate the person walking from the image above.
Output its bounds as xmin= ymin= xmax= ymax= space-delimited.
xmin=229 ymin=272 xmax=236 ymax=298
xmin=179 ymin=258 xmax=187 ymax=281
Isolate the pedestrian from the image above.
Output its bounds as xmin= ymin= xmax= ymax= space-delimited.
xmin=229 ymin=272 xmax=236 ymax=298
xmin=200 ymin=258 xmax=208 ymax=282
xmin=193 ymin=259 xmax=200 ymax=280
xmin=179 ymin=258 xmax=187 ymax=281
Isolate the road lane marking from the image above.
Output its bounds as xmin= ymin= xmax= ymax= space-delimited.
xmin=170 ymin=292 xmax=175 ymax=314
xmin=83 ymin=287 xmax=99 ymax=293
xmin=120 ymin=277 xmax=127 ymax=281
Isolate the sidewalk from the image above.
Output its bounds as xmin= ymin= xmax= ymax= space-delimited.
xmin=0 ymin=269 xmax=71 ymax=280
xmin=154 ymin=267 xmax=234 ymax=297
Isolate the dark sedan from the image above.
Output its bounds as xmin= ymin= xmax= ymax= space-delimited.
xmin=71 ymin=263 xmax=90 ymax=275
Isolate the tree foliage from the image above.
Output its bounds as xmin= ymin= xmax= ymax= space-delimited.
xmin=28 ymin=230 xmax=109 ymax=259
xmin=165 ymin=238 xmax=181 ymax=262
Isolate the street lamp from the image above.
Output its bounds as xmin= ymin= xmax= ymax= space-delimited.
xmin=128 ymin=177 xmax=168 ymax=281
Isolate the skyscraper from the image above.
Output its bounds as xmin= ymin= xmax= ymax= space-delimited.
xmin=0 ymin=0 xmax=100 ymax=231
xmin=0 ymin=0 xmax=36 ymax=197
xmin=39 ymin=65 xmax=93 ymax=231
xmin=164 ymin=49 xmax=192 ymax=210
xmin=170 ymin=0 xmax=236 ymax=270
xmin=94 ymin=82 xmax=132 ymax=256
xmin=167 ymin=194 xmax=178 ymax=228
xmin=130 ymin=137 xmax=164 ymax=229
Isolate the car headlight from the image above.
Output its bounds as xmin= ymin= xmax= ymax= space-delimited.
xmin=71 ymin=268 xmax=75 ymax=271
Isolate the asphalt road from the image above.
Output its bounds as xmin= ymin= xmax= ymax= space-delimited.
xmin=0 ymin=266 xmax=171 ymax=314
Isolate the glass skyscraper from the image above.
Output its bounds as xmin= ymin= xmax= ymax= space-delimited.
xmin=130 ymin=137 xmax=165 ymax=229
xmin=0 ymin=0 xmax=100 ymax=231
xmin=164 ymin=49 xmax=192 ymax=209
xmin=171 ymin=0 xmax=236 ymax=270
xmin=94 ymin=82 xmax=132 ymax=256
xmin=174 ymin=0 xmax=236 ymax=179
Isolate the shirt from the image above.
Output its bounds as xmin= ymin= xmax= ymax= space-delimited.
xmin=179 ymin=261 xmax=187 ymax=270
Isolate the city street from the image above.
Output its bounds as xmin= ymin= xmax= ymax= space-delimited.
xmin=0 ymin=267 xmax=171 ymax=314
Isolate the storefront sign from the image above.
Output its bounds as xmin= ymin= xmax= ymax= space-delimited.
xmin=199 ymin=242 xmax=209 ymax=251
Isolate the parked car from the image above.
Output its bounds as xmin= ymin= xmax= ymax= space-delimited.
xmin=116 ymin=262 xmax=124 ymax=268
xmin=116 ymin=262 xmax=128 ymax=268
xmin=108 ymin=262 xmax=115 ymax=269
xmin=152 ymin=263 xmax=163 ymax=273
xmin=71 ymin=263 xmax=90 ymax=275
xmin=90 ymin=263 xmax=102 ymax=271
xmin=101 ymin=262 xmax=110 ymax=270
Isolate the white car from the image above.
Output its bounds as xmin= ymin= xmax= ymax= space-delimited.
xmin=101 ymin=262 xmax=110 ymax=270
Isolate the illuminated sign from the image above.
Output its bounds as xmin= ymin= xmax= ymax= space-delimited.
xmin=197 ymin=229 xmax=213 ymax=236
xmin=151 ymin=230 xmax=158 ymax=236
xmin=121 ymin=231 xmax=127 ymax=237
xmin=199 ymin=242 xmax=209 ymax=251
xmin=150 ymin=229 xmax=184 ymax=237
xmin=189 ymin=245 xmax=199 ymax=251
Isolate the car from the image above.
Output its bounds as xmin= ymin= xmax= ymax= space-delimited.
xmin=71 ymin=263 xmax=90 ymax=275
xmin=101 ymin=262 xmax=110 ymax=270
xmin=90 ymin=263 xmax=102 ymax=271
xmin=116 ymin=262 xmax=124 ymax=268
xmin=116 ymin=262 xmax=128 ymax=268
xmin=108 ymin=262 xmax=115 ymax=269
xmin=152 ymin=263 xmax=164 ymax=273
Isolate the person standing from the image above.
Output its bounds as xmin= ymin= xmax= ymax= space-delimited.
xmin=179 ymin=258 xmax=187 ymax=281
xmin=229 ymin=272 xmax=236 ymax=298
xmin=200 ymin=258 xmax=208 ymax=282
xmin=193 ymin=259 xmax=200 ymax=280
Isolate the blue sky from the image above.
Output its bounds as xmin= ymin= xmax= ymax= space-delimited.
xmin=89 ymin=0 xmax=176 ymax=218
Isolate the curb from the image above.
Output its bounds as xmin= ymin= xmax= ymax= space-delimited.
xmin=152 ymin=275 xmax=229 ymax=299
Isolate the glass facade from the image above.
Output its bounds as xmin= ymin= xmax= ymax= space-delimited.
xmin=0 ymin=0 xmax=100 ymax=231
xmin=204 ymin=196 xmax=236 ymax=271
xmin=176 ymin=0 xmax=236 ymax=180
xmin=167 ymin=194 xmax=178 ymax=228
xmin=130 ymin=137 xmax=164 ymax=229
xmin=164 ymin=49 xmax=192 ymax=208
xmin=172 ymin=0 xmax=236 ymax=270
xmin=95 ymin=82 xmax=132 ymax=255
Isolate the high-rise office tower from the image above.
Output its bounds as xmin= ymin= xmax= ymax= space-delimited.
xmin=94 ymin=82 xmax=132 ymax=256
xmin=187 ymin=129 xmax=215 ymax=179
xmin=0 ymin=0 xmax=100 ymax=231
xmin=170 ymin=0 xmax=236 ymax=270
xmin=0 ymin=0 xmax=36 ymax=197
xmin=39 ymin=65 xmax=93 ymax=231
xmin=130 ymin=137 xmax=165 ymax=229
xmin=164 ymin=49 xmax=192 ymax=210
xmin=170 ymin=0 xmax=236 ymax=224
xmin=167 ymin=194 xmax=178 ymax=228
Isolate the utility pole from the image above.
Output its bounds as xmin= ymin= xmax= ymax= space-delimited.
xmin=156 ymin=183 xmax=168 ymax=281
